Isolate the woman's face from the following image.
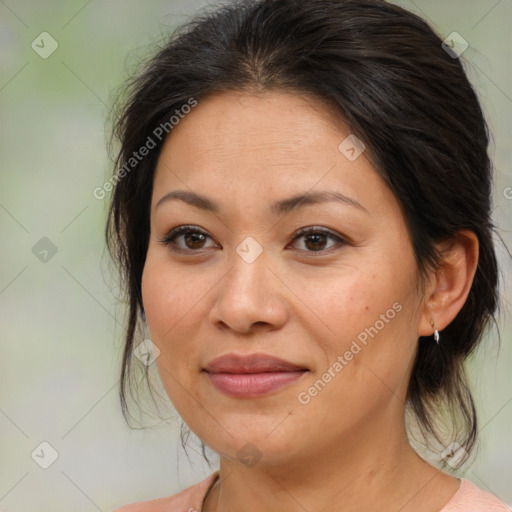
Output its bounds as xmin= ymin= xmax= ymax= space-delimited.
xmin=142 ymin=90 xmax=428 ymax=466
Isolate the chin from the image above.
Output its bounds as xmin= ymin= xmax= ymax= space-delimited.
xmin=191 ymin=415 xmax=307 ymax=466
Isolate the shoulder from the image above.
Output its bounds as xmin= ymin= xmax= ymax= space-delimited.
xmin=113 ymin=471 xmax=220 ymax=512
xmin=441 ymin=478 xmax=511 ymax=512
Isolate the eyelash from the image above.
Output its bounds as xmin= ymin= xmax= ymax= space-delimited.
xmin=157 ymin=225 xmax=347 ymax=256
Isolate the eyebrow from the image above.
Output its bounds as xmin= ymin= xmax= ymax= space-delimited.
xmin=155 ymin=189 xmax=368 ymax=215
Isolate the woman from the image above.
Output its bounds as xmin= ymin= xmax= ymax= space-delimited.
xmin=107 ymin=0 xmax=510 ymax=510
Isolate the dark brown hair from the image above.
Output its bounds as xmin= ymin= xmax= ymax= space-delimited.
xmin=106 ymin=0 xmax=502 ymax=468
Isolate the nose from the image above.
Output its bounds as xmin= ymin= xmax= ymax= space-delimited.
xmin=208 ymin=247 xmax=289 ymax=335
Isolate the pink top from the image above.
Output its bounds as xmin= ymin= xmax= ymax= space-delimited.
xmin=113 ymin=471 xmax=511 ymax=511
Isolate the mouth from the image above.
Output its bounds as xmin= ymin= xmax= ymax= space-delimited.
xmin=203 ymin=352 xmax=309 ymax=398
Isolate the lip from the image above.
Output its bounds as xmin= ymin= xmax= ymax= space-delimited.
xmin=203 ymin=353 xmax=309 ymax=398
xmin=204 ymin=353 xmax=308 ymax=373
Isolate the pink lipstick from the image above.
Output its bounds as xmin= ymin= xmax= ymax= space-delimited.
xmin=203 ymin=353 xmax=309 ymax=398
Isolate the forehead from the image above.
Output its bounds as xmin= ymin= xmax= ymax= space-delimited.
xmin=155 ymin=90 xmax=352 ymax=171
xmin=151 ymin=90 xmax=394 ymax=218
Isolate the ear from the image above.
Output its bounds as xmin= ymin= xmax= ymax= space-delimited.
xmin=418 ymin=229 xmax=479 ymax=337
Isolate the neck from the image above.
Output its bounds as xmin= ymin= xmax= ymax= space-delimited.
xmin=203 ymin=410 xmax=459 ymax=512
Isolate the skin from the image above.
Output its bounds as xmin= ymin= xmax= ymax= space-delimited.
xmin=141 ymin=90 xmax=479 ymax=512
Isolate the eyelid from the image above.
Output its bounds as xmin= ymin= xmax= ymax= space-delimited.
xmin=157 ymin=224 xmax=348 ymax=254
xmin=291 ymin=225 xmax=343 ymax=241
xmin=157 ymin=224 xmax=216 ymax=250
xmin=288 ymin=226 xmax=347 ymax=255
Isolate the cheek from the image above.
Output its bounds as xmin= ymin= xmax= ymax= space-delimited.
xmin=141 ymin=252 xmax=204 ymax=336
xmin=141 ymin=253 xmax=212 ymax=405
xmin=312 ymin=249 xmax=419 ymax=379
xmin=314 ymin=268 xmax=403 ymax=341
xmin=142 ymin=261 xmax=176 ymax=324
xmin=141 ymin=256 xmax=192 ymax=374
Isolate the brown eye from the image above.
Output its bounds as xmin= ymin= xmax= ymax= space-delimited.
xmin=181 ymin=231 xmax=208 ymax=249
xmin=158 ymin=225 xmax=217 ymax=252
xmin=290 ymin=227 xmax=346 ymax=254
xmin=158 ymin=225 xmax=346 ymax=255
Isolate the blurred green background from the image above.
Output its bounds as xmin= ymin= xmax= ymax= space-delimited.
xmin=1 ymin=1 xmax=511 ymax=510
